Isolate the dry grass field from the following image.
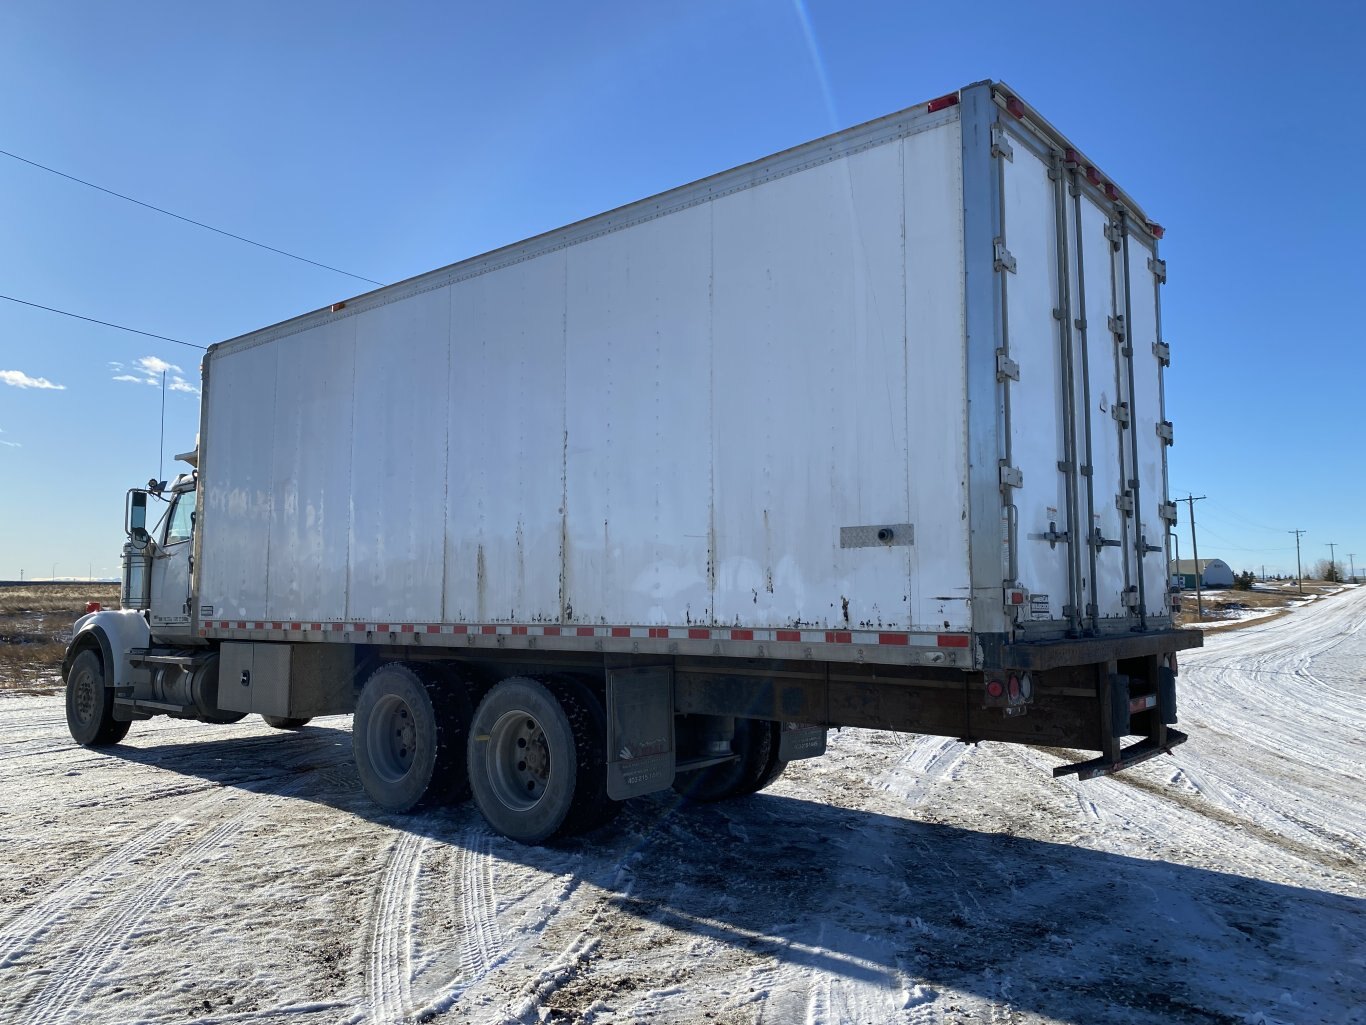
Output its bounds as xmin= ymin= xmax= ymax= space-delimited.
xmin=0 ymin=583 xmax=120 ymax=693
xmin=1173 ymin=579 xmax=1343 ymax=631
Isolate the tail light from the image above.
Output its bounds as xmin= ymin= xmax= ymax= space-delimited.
xmin=85 ymin=602 xmax=101 ymax=614
xmin=986 ymin=679 xmax=1005 ymax=699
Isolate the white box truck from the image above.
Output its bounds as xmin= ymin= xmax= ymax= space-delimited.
xmin=64 ymin=81 xmax=1200 ymax=843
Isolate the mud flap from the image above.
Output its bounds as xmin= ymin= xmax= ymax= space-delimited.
xmin=777 ymin=722 xmax=828 ymax=761
xmin=1157 ymin=664 xmax=1177 ymax=724
xmin=1109 ymin=672 xmax=1131 ymax=738
xmin=606 ymin=666 xmax=676 ymax=800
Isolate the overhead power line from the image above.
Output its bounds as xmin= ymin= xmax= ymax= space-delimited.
xmin=0 ymin=292 xmax=205 ymax=350
xmin=0 ymin=146 xmax=383 ymax=287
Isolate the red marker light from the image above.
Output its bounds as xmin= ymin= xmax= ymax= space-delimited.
xmin=1064 ymin=148 xmax=1081 ymax=165
xmin=1148 ymin=222 xmax=1165 ymax=239
xmin=1005 ymin=96 xmax=1026 ymax=119
xmin=927 ymin=92 xmax=960 ymax=113
xmin=1105 ymin=183 xmax=1120 ymax=201
xmin=1085 ymin=166 xmax=1103 ymax=187
xmin=986 ymin=680 xmax=1005 ymax=699
xmin=85 ymin=601 xmax=101 ymax=614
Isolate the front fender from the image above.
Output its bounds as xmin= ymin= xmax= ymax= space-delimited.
xmin=65 ymin=609 xmax=152 ymax=690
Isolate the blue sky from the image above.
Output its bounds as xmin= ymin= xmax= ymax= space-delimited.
xmin=1 ymin=1 xmax=1362 ymax=581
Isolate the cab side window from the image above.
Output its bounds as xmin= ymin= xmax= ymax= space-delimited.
xmin=165 ymin=495 xmax=195 ymax=545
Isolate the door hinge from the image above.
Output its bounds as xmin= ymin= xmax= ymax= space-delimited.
xmin=996 ymin=351 xmax=1020 ymax=381
xmin=1104 ymin=221 xmax=1124 ymax=247
xmin=1156 ymin=420 xmax=1174 ymax=445
xmin=1140 ymin=536 xmax=1163 ymax=554
xmin=1120 ymin=588 xmax=1141 ymax=609
xmin=1115 ymin=493 xmax=1134 ymax=515
xmin=1111 ymin=401 xmax=1130 ymax=427
xmin=1159 ymin=502 xmax=1178 ymax=525
xmin=1108 ymin=314 xmax=1126 ymax=340
xmin=1153 ymin=341 xmax=1171 ymax=366
xmin=1148 ymin=256 xmax=1167 ymax=284
xmin=991 ymin=124 xmax=1014 ymax=162
xmin=994 ymin=238 xmax=1017 ymax=274
xmin=999 ymin=465 xmax=1024 ymax=488
xmin=1044 ymin=523 xmax=1069 ymax=549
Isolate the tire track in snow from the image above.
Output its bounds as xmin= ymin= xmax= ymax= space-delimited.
xmin=0 ymin=775 xmax=314 ymax=1025
xmin=365 ymin=831 xmax=426 ymax=1024
xmin=455 ymin=830 xmax=503 ymax=981
xmin=413 ymin=832 xmax=592 ymax=1022
xmin=0 ymin=818 xmax=190 ymax=970
xmin=756 ymin=733 xmax=970 ymax=1025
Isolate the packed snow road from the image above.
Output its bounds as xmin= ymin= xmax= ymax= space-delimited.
xmin=1 ymin=589 xmax=1362 ymax=1025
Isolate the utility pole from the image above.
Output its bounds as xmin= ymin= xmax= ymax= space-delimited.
xmin=1178 ymin=494 xmax=1207 ymax=620
xmin=1289 ymin=529 xmax=1305 ymax=594
xmin=1327 ymin=542 xmax=1338 ymax=583
xmin=1350 ymin=553 xmax=1357 ymax=583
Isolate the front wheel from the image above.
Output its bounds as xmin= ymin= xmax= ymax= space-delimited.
xmin=262 ymin=715 xmax=312 ymax=730
xmin=65 ymin=649 xmax=131 ymax=747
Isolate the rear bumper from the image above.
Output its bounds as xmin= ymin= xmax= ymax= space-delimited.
xmin=1052 ymin=728 xmax=1188 ymax=780
xmin=997 ymin=628 xmax=1202 ymax=671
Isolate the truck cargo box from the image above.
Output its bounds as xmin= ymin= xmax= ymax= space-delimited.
xmin=194 ymin=81 xmax=1179 ymax=671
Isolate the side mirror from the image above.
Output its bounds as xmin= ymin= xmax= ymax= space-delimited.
xmin=127 ymin=489 xmax=150 ymax=547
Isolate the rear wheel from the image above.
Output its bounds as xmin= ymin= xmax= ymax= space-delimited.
xmin=546 ymin=676 xmax=619 ymax=836
xmin=468 ymin=677 xmax=585 ymax=844
xmin=65 ymin=649 xmax=131 ymax=747
xmin=262 ymin=715 xmax=312 ymax=730
xmin=354 ymin=662 xmax=469 ymax=812
xmin=736 ymin=721 xmax=787 ymax=795
xmin=673 ymin=717 xmax=773 ymax=803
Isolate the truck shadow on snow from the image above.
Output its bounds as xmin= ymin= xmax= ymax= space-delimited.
xmin=107 ymin=723 xmax=1364 ymax=1025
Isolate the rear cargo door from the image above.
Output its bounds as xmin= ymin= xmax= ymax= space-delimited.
xmin=993 ymin=116 xmax=1173 ymax=634
xmin=1066 ymin=175 xmax=1171 ymax=626
xmin=996 ymin=128 xmax=1078 ymax=630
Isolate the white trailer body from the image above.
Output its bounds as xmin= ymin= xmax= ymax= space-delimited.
xmin=194 ymin=83 xmax=1174 ymax=657
xmin=67 ymin=82 xmax=1199 ymax=843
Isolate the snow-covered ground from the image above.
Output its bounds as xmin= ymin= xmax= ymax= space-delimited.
xmin=1 ymin=588 xmax=1362 ymax=1025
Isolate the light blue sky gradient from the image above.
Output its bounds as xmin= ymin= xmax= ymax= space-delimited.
xmin=1 ymin=1 xmax=1361 ymax=580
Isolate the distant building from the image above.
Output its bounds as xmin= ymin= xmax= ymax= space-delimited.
xmin=1170 ymin=558 xmax=1235 ymax=589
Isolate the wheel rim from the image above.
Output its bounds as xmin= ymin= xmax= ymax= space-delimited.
xmin=484 ymin=710 xmax=552 ymax=812
xmin=73 ymin=667 xmax=97 ymax=724
xmin=367 ymin=694 xmax=418 ymax=783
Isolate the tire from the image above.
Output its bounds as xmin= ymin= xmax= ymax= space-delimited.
xmin=262 ymin=715 xmax=312 ymax=730
xmin=672 ymin=717 xmax=771 ymax=803
xmin=468 ymin=677 xmax=583 ymax=844
xmin=736 ymin=721 xmax=787 ymax=795
xmin=65 ymin=649 xmax=131 ymax=747
xmin=354 ymin=662 xmax=469 ymax=813
xmin=546 ymin=676 xmax=619 ymax=836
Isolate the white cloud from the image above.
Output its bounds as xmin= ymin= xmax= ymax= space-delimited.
xmin=0 ymin=427 xmax=18 ymax=448
xmin=111 ymin=355 xmax=195 ymax=392
xmin=136 ymin=355 xmax=182 ymax=376
xmin=1 ymin=369 xmax=66 ymax=390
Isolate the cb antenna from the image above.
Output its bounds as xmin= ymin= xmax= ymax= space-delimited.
xmin=159 ymin=369 xmax=166 ymax=484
